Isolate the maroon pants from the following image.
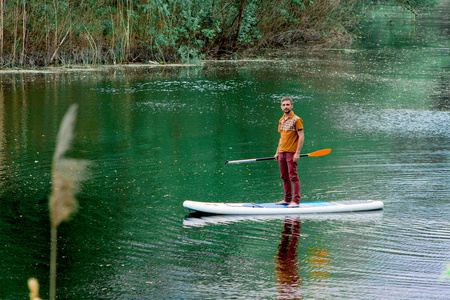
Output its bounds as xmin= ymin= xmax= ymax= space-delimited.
xmin=278 ymin=152 xmax=301 ymax=204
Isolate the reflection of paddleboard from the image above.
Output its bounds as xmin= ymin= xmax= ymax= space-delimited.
xmin=183 ymin=200 xmax=384 ymax=215
xmin=183 ymin=210 xmax=384 ymax=227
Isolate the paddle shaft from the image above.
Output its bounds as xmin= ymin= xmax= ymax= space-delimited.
xmin=225 ymin=153 xmax=310 ymax=165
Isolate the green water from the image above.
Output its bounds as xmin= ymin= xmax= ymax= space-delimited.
xmin=1 ymin=4 xmax=449 ymax=300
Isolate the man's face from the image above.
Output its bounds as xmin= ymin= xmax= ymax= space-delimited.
xmin=281 ymin=100 xmax=293 ymax=114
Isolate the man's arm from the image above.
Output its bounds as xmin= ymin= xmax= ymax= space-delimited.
xmin=293 ymin=129 xmax=304 ymax=163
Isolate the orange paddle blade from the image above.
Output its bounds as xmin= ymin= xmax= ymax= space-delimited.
xmin=307 ymin=149 xmax=332 ymax=157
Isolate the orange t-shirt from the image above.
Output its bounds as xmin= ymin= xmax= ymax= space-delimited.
xmin=278 ymin=111 xmax=303 ymax=153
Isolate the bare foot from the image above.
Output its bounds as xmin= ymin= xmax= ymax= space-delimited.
xmin=276 ymin=200 xmax=290 ymax=205
xmin=287 ymin=202 xmax=299 ymax=208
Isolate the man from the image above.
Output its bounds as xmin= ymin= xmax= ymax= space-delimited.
xmin=274 ymin=97 xmax=304 ymax=208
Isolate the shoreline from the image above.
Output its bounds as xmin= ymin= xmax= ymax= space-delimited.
xmin=0 ymin=60 xmax=275 ymax=74
xmin=0 ymin=48 xmax=363 ymax=74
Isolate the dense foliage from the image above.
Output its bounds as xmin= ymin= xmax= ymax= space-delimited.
xmin=0 ymin=0 xmax=439 ymax=67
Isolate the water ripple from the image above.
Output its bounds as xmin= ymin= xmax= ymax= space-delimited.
xmin=338 ymin=107 xmax=450 ymax=138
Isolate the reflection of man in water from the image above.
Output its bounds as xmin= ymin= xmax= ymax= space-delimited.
xmin=275 ymin=217 xmax=301 ymax=299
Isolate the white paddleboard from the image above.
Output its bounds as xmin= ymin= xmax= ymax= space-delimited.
xmin=183 ymin=200 xmax=384 ymax=215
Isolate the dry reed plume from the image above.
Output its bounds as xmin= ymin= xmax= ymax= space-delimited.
xmin=27 ymin=278 xmax=42 ymax=300
xmin=50 ymin=103 xmax=89 ymax=227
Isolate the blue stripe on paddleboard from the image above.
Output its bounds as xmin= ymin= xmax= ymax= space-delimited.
xmin=242 ymin=202 xmax=334 ymax=208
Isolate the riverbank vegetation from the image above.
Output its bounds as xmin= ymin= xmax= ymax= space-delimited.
xmin=0 ymin=0 xmax=440 ymax=68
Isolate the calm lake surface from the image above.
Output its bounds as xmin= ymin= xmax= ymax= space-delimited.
xmin=1 ymin=4 xmax=449 ymax=300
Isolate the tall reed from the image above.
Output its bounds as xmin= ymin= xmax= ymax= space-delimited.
xmin=48 ymin=104 xmax=89 ymax=300
xmin=0 ymin=0 xmax=4 ymax=61
xmin=20 ymin=0 xmax=26 ymax=66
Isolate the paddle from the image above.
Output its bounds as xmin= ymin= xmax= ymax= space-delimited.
xmin=225 ymin=149 xmax=332 ymax=165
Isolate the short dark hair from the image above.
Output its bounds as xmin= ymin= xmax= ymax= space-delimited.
xmin=281 ymin=97 xmax=293 ymax=104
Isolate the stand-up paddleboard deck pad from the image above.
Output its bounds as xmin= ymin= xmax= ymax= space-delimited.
xmin=183 ymin=200 xmax=384 ymax=215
